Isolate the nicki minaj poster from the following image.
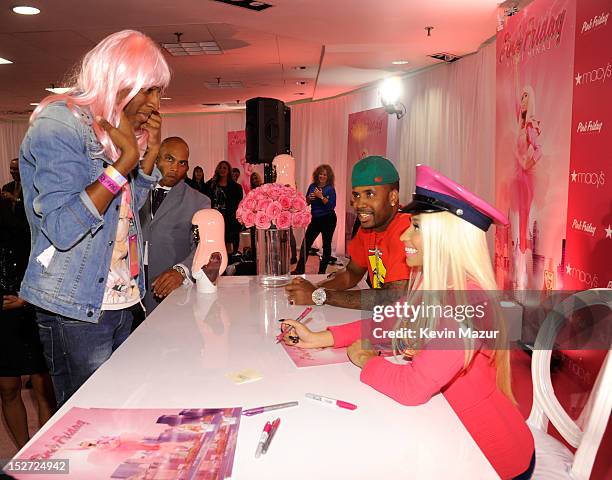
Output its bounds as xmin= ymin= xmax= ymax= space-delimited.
xmin=227 ymin=130 xmax=263 ymax=195
xmin=495 ymin=0 xmax=576 ymax=294
xmin=6 ymin=407 xmax=241 ymax=479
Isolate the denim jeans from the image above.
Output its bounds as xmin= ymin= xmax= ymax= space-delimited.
xmin=35 ymin=308 xmax=133 ymax=407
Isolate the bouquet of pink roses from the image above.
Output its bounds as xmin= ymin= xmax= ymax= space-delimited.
xmin=236 ymin=183 xmax=311 ymax=230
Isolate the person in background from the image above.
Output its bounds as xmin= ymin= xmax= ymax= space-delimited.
xmin=250 ymin=171 xmax=262 ymax=190
xmin=1 ymin=158 xmax=23 ymax=208
xmin=231 ymin=167 xmax=241 ymax=184
xmin=281 ymin=164 xmax=535 ymax=480
xmin=139 ymin=137 xmax=210 ymax=317
xmin=1 ymin=163 xmax=56 ymax=449
xmin=18 ymin=30 xmax=170 ymax=406
xmin=292 ymin=164 xmax=337 ymax=275
xmin=204 ymin=161 xmax=243 ymax=255
xmin=286 ymin=156 xmax=411 ymax=310
xmin=186 ymin=165 xmax=206 ymax=194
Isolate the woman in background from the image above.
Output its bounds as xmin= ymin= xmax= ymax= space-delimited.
xmin=186 ymin=165 xmax=206 ymax=193
xmin=1 ymin=196 xmax=56 ymax=449
xmin=250 ymin=171 xmax=262 ymax=190
xmin=204 ymin=161 xmax=243 ymax=254
xmin=292 ymin=164 xmax=337 ymax=275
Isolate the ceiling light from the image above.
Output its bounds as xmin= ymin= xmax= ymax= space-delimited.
xmin=0 ymin=57 xmax=13 ymax=64
xmin=161 ymin=97 xmax=172 ymax=100
xmin=30 ymin=102 xmax=39 ymax=106
xmin=295 ymin=81 xmax=307 ymax=85
xmin=292 ymin=66 xmax=307 ymax=70
xmin=392 ymin=60 xmax=409 ymax=65
xmin=380 ymin=77 xmax=402 ymax=104
xmin=12 ymin=5 xmax=40 ymax=15
xmin=45 ymin=87 xmax=71 ymax=94
xmin=380 ymin=76 xmax=405 ymax=119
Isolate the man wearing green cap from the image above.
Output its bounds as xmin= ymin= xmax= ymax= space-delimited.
xmin=285 ymin=156 xmax=412 ymax=310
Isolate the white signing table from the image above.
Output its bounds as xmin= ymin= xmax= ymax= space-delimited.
xmin=17 ymin=276 xmax=499 ymax=479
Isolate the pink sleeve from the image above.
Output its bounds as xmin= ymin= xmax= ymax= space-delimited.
xmin=359 ymin=349 xmax=465 ymax=406
xmin=327 ymin=320 xmax=362 ymax=348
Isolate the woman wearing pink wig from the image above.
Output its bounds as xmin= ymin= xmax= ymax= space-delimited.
xmin=18 ymin=30 xmax=170 ymax=406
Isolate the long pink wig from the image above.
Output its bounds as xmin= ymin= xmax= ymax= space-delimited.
xmin=31 ymin=30 xmax=171 ymax=161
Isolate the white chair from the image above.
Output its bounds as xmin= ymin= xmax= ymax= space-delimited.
xmin=527 ymin=289 xmax=612 ymax=479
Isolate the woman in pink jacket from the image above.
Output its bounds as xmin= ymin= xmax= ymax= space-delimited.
xmin=281 ymin=165 xmax=535 ymax=479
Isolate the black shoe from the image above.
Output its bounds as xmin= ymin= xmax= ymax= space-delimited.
xmin=308 ymin=247 xmax=319 ymax=256
xmin=291 ymin=267 xmax=305 ymax=275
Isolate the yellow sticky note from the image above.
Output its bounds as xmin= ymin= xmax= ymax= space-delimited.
xmin=226 ymin=368 xmax=263 ymax=385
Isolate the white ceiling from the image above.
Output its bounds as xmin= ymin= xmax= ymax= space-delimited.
xmin=0 ymin=0 xmax=501 ymax=118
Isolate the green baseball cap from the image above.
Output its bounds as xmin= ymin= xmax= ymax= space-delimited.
xmin=351 ymin=155 xmax=399 ymax=188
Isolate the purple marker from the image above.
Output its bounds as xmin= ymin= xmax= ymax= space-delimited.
xmin=242 ymin=401 xmax=298 ymax=416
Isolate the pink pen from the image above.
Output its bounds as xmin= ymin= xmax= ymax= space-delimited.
xmin=305 ymin=393 xmax=357 ymax=411
xmin=255 ymin=421 xmax=272 ymax=458
xmin=276 ymin=306 xmax=313 ymax=343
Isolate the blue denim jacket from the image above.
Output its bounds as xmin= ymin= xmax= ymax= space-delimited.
xmin=18 ymin=102 xmax=161 ymax=322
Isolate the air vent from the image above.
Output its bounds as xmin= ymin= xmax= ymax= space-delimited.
xmin=212 ymin=0 xmax=273 ymax=12
xmin=205 ymin=81 xmax=244 ymax=89
xmin=162 ymin=41 xmax=222 ymax=56
xmin=201 ymin=103 xmax=246 ymax=110
xmin=428 ymin=52 xmax=462 ymax=63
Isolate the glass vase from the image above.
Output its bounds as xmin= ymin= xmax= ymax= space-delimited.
xmin=256 ymin=227 xmax=291 ymax=287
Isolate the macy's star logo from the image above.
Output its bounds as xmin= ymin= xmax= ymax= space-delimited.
xmin=570 ymin=170 xmax=577 ymax=182
xmin=605 ymin=224 xmax=612 ymax=239
xmin=565 ymin=263 xmax=572 ymax=275
xmin=575 ymin=72 xmax=582 ymax=85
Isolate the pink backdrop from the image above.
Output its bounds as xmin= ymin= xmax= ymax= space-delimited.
xmin=226 ymin=130 xmax=251 ymax=193
xmin=344 ymin=107 xmax=388 ymax=252
xmin=227 ymin=130 xmax=263 ymax=194
xmin=564 ymin=0 xmax=612 ymax=290
xmin=494 ymin=0 xmax=576 ymax=293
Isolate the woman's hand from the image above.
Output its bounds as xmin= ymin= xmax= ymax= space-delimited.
xmin=347 ymin=340 xmax=378 ymax=369
xmin=280 ymin=319 xmax=334 ymax=349
xmin=313 ymin=187 xmax=324 ymax=199
xmin=2 ymin=294 xmax=26 ymax=310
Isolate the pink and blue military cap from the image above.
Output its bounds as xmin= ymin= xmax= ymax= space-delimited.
xmin=401 ymin=165 xmax=509 ymax=231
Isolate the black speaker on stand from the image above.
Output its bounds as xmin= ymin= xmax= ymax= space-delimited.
xmin=245 ymin=97 xmax=291 ymax=183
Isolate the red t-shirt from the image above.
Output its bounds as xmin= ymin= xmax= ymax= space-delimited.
xmin=348 ymin=213 xmax=412 ymax=288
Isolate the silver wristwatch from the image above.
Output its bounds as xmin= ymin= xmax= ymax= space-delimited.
xmin=312 ymin=287 xmax=327 ymax=306
xmin=172 ymin=265 xmax=190 ymax=285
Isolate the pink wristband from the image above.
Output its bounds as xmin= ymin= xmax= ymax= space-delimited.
xmin=105 ymin=165 xmax=127 ymax=187
xmin=98 ymin=172 xmax=122 ymax=195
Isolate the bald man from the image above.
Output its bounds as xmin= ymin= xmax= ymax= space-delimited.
xmin=139 ymin=137 xmax=211 ymax=315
